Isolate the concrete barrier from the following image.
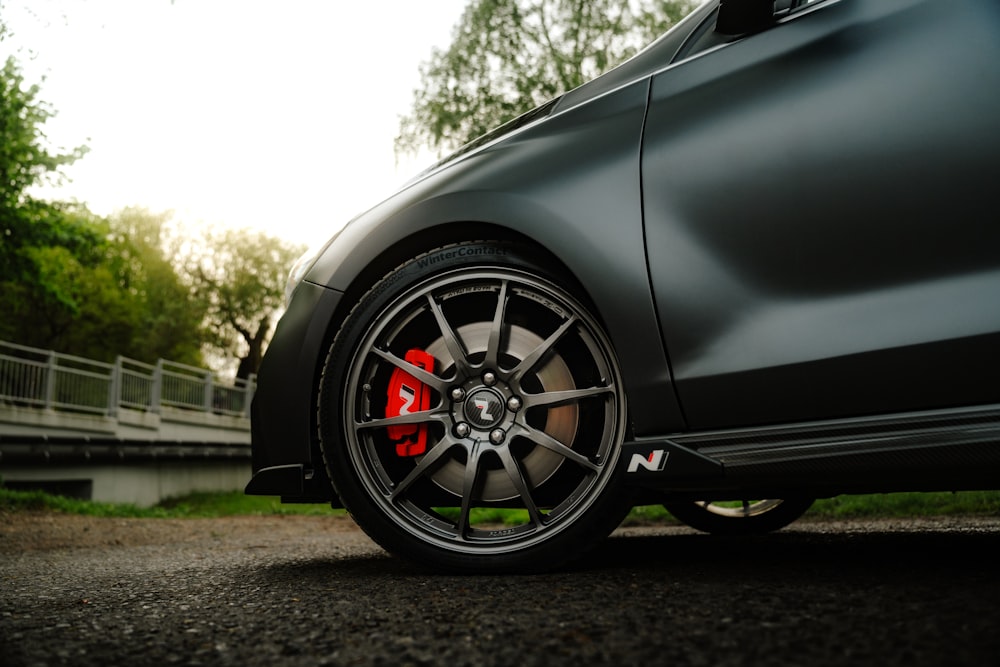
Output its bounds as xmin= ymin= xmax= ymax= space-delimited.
xmin=0 ymin=340 xmax=256 ymax=505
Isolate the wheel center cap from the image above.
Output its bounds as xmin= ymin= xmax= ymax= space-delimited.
xmin=464 ymin=388 xmax=505 ymax=430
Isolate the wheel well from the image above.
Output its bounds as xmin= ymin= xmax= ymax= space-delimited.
xmin=338 ymin=222 xmax=556 ymax=313
xmin=307 ymin=222 xmax=628 ymax=485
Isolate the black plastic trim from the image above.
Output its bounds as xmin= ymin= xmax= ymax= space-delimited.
xmin=244 ymin=463 xmax=341 ymax=505
xmin=622 ymin=404 xmax=1000 ymax=493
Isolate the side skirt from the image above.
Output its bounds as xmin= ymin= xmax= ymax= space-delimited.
xmin=621 ymin=404 xmax=1000 ymax=498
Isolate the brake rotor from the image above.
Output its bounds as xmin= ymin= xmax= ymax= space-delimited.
xmin=423 ymin=321 xmax=578 ymax=502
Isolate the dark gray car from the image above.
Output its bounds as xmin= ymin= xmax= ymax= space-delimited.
xmin=247 ymin=0 xmax=1000 ymax=573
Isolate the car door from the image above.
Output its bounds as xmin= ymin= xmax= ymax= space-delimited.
xmin=641 ymin=0 xmax=1000 ymax=429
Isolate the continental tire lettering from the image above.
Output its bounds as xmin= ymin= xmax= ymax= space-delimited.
xmin=417 ymin=246 xmax=509 ymax=269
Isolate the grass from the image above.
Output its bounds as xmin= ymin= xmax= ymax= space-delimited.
xmin=0 ymin=487 xmax=344 ymax=519
xmin=1 ymin=486 xmax=998 ymax=522
xmin=624 ymin=491 xmax=1000 ymax=526
xmin=809 ymin=490 xmax=1000 ymax=519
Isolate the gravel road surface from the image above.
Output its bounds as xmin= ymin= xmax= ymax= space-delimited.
xmin=2 ymin=512 xmax=999 ymax=666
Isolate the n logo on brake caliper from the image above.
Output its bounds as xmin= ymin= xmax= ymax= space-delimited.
xmin=386 ymin=349 xmax=435 ymax=457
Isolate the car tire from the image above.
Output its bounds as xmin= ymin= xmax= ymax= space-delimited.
xmin=318 ymin=241 xmax=633 ymax=573
xmin=663 ymin=498 xmax=814 ymax=535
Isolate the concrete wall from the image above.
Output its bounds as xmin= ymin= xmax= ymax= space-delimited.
xmin=3 ymin=461 xmax=252 ymax=507
xmin=0 ymin=402 xmax=254 ymax=506
xmin=0 ymin=404 xmax=250 ymax=443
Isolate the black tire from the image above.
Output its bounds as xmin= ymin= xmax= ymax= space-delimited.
xmin=319 ymin=241 xmax=632 ymax=573
xmin=663 ymin=498 xmax=814 ymax=535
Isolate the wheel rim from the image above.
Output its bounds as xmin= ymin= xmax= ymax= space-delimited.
xmin=341 ymin=267 xmax=626 ymax=555
xmin=694 ymin=499 xmax=786 ymax=518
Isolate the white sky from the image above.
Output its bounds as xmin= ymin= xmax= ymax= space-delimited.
xmin=2 ymin=0 xmax=467 ymax=248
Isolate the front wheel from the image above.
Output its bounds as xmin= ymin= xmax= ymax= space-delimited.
xmin=319 ymin=242 xmax=632 ymax=573
xmin=663 ymin=498 xmax=814 ymax=535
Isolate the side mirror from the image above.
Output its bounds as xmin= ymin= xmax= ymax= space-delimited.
xmin=716 ymin=0 xmax=775 ymax=35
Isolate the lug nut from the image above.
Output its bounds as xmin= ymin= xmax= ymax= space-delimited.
xmin=482 ymin=371 xmax=497 ymax=386
xmin=450 ymin=387 xmax=466 ymax=402
xmin=506 ymin=396 xmax=522 ymax=412
xmin=489 ymin=429 xmax=506 ymax=445
xmin=455 ymin=423 xmax=471 ymax=438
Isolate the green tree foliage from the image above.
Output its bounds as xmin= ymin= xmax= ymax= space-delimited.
xmin=396 ymin=0 xmax=694 ymax=157
xmin=0 ymin=21 xmax=297 ymax=373
xmin=0 ymin=29 xmax=206 ymax=364
xmin=0 ymin=44 xmax=93 ymax=297
xmin=185 ymin=227 xmax=305 ymax=379
xmin=0 ymin=44 xmax=116 ymax=355
xmin=0 ymin=210 xmax=134 ymax=360
xmin=0 ymin=206 xmax=208 ymax=365
xmin=104 ymin=208 xmax=207 ymax=366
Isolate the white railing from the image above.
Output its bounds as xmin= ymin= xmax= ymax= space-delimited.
xmin=0 ymin=340 xmax=255 ymax=418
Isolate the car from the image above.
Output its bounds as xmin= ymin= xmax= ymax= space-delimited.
xmin=246 ymin=0 xmax=1000 ymax=573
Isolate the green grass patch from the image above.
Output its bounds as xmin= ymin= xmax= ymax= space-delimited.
xmin=0 ymin=487 xmax=342 ymax=519
xmin=433 ymin=506 xmax=531 ymax=526
xmin=808 ymin=490 xmax=1000 ymax=519
xmin=154 ymin=491 xmax=344 ymax=517
xmin=2 ymin=486 xmax=999 ymax=522
xmin=0 ymin=487 xmax=170 ymax=518
xmin=622 ymin=504 xmax=676 ymax=526
xmin=624 ymin=491 xmax=1000 ymax=526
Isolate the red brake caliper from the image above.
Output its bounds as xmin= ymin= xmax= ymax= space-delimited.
xmin=386 ymin=349 xmax=435 ymax=457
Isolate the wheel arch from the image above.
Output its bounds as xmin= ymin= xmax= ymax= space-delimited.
xmin=334 ymin=221 xmax=569 ymax=328
xmin=308 ymin=220 xmax=597 ymax=471
xmin=307 ymin=182 xmax=685 ymax=443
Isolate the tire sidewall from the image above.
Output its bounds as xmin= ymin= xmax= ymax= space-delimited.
xmin=664 ymin=498 xmax=815 ymax=536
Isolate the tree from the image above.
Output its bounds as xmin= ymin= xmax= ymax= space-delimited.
xmin=0 ymin=36 xmax=114 ymax=354
xmin=185 ymin=227 xmax=305 ymax=379
xmin=395 ymin=0 xmax=694 ymax=157
xmin=0 ymin=209 xmax=133 ymax=359
xmin=0 ymin=21 xmax=280 ymax=372
xmin=105 ymin=208 xmax=207 ymax=366
xmin=0 ymin=41 xmax=91 ymax=283
xmin=0 ymin=36 xmax=207 ymax=363
xmin=0 ymin=38 xmax=207 ymax=363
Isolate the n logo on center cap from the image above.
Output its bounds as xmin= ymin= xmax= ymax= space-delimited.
xmin=465 ymin=389 xmax=504 ymax=429
xmin=473 ymin=398 xmax=496 ymax=422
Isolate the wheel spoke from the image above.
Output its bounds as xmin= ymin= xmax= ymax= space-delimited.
xmin=508 ymin=315 xmax=578 ymax=383
xmin=373 ymin=347 xmax=450 ymax=393
xmin=356 ymin=408 xmax=449 ymax=432
xmin=520 ymin=384 xmax=613 ymax=410
xmin=484 ymin=280 xmax=509 ymax=370
xmin=511 ymin=423 xmax=600 ymax=472
xmin=426 ymin=294 xmax=473 ymax=378
xmin=498 ymin=447 xmax=544 ymax=526
xmin=456 ymin=443 xmax=484 ymax=540
xmin=389 ymin=437 xmax=457 ymax=501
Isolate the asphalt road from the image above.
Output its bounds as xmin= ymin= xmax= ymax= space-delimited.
xmin=2 ymin=514 xmax=999 ymax=667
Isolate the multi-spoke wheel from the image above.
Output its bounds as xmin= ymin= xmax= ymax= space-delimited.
xmin=663 ymin=498 xmax=814 ymax=535
xmin=319 ymin=242 xmax=631 ymax=573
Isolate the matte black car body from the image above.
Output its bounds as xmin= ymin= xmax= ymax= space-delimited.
xmin=248 ymin=0 xmax=1000 ymax=571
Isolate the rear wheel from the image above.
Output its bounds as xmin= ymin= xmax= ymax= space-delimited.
xmin=664 ymin=498 xmax=814 ymax=535
xmin=319 ymin=242 xmax=632 ymax=573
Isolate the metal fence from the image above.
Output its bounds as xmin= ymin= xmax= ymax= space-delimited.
xmin=0 ymin=340 xmax=255 ymax=418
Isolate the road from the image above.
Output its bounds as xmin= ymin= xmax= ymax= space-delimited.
xmin=2 ymin=513 xmax=999 ymax=666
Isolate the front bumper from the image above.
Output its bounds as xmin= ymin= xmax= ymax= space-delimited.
xmin=245 ymin=280 xmax=344 ymax=503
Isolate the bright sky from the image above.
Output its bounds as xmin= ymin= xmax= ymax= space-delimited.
xmin=2 ymin=0 xmax=467 ymax=248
